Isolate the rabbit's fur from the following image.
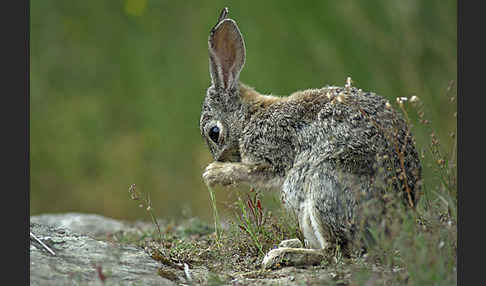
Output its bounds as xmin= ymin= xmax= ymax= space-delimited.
xmin=200 ymin=8 xmax=421 ymax=269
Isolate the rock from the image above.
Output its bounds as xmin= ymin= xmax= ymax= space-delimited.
xmin=30 ymin=214 xmax=176 ymax=286
xmin=30 ymin=213 xmax=128 ymax=238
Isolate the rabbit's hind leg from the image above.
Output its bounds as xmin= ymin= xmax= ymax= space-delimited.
xmin=261 ymin=199 xmax=328 ymax=269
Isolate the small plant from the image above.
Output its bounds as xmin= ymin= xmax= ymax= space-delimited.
xmin=229 ymin=188 xmax=303 ymax=258
xmin=128 ymin=183 xmax=163 ymax=241
xmin=235 ymin=188 xmax=266 ymax=256
xmin=207 ymin=186 xmax=223 ymax=245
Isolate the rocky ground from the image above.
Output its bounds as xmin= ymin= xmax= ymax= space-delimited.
xmin=30 ymin=213 xmax=365 ymax=285
xmin=30 ymin=211 xmax=455 ymax=285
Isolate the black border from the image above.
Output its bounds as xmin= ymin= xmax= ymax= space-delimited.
xmin=6 ymin=0 xmax=30 ymax=284
xmin=458 ymin=0 xmax=483 ymax=285
xmin=4 ymin=0 xmax=29 ymax=284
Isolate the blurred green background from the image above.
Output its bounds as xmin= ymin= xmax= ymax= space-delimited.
xmin=30 ymin=0 xmax=456 ymax=222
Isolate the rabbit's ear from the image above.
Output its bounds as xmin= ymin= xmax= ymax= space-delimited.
xmin=208 ymin=16 xmax=246 ymax=91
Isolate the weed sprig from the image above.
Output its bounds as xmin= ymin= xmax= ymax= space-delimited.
xmin=128 ymin=183 xmax=163 ymax=241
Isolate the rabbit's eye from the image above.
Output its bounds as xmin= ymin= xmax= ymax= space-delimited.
xmin=208 ymin=126 xmax=220 ymax=143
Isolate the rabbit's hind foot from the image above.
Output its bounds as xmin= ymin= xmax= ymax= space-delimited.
xmin=262 ymin=247 xmax=324 ymax=269
xmin=278 ymin=238 xmax=303 ymax=248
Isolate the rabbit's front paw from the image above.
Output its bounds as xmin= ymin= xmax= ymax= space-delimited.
xmin=203 ymin=162 xmax=243 ymax=187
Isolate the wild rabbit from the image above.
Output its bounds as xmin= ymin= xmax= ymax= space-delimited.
xmin=200 ymin=8 xmax=421 ymax=269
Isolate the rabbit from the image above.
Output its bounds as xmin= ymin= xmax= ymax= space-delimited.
xmin=200 ymin=8 xmax=422 ymax=269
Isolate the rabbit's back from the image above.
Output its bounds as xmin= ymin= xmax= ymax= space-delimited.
xmin=240 ymin=84 xmax=420 ymax=190
xmin=239 ymin=84 xmax=421 ymax=247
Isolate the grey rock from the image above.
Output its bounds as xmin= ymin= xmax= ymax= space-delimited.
xmin=30 ymin=214 xmax=176 ymax=286
xmin=31 ymin=213 xmax=127 ymax=238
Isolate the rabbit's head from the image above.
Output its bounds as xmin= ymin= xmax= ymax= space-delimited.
xmin=200 ymin=8 xmax=246 ymax=162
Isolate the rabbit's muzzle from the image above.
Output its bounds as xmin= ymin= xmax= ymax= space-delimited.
xmin=215 ymin=146 xmax=241 ymax=162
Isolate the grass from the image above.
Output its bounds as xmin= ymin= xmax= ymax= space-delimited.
xmin=207 ymin=185 xmax=223 ymax=245
xmin=121 ymin=84 xmax=457 ymax=285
